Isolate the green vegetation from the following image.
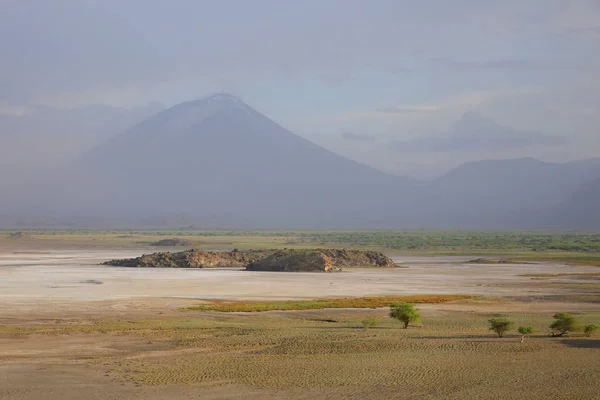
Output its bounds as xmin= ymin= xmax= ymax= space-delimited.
xmin=3 ymin=229 xmax=600 ymax=267
xmin=488 ymin=318 xmax=514 ymax=338
xmin=518 ymin=325 xmax=534 ymax=343
xmin=186 ymin=295 xmax=471 ymax=312
xmin=389 ymin=303 xmax=421 ymax=329
xmin=361 ymin=316 xmax=378 ymax=330
xmin=584 ymin=323 xmax=598 ymax=337
xmin=3 ymin=229 xmax=600 ymax=254
xmin=550 ymin=313 xmax=579 ymax=337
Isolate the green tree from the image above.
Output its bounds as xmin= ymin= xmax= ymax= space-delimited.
xmin=518 ymin=325 xmax=533 ymax=343
xmin=389 ymin=303 xmax=420 ymax=329
xmin=361 ymin=316 xmax=377 ymax=330
xmin=584 ymin=324 xmax=599 ymax=337
xmin=488 ymin=318 xmax=513 ymax=338
xmin=550 ymin=313 xmax=578 ymax=337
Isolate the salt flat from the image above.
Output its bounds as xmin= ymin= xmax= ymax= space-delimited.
xmin=1 ymin=249 xmax=597 ymax=309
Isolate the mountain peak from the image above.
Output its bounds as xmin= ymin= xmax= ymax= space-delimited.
xmin=204 ymin=92 xmax=240 ymax=101
xmin=149 ymin=93 xmax=256 ymax=131
xmin=171 ymin=92 xmax=256 ymax=118
xmin=200 ymin=93 xmax=253 ymax=114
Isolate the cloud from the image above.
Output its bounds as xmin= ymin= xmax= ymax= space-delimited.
xmin=318 ymin=73 xmax=355 ymax=87
xmin=341 ymin=132 xmax=376 ymax=141
xmin=374 ymin=107 xmax=420 ymax=114
xmin=546 ymin=0 xmax=600 ymax=38
xmin=390 ymin=112 xmax=566 ymax=153
xmin=2 ymin=0 xmax=599 ymax=106
xmin=0 ymin=101 xmax=26 ymax=116
xmin=434 ymin=58 xmax=600 ymax=72
xmin=444 ymin=59 xmax=541 ymax=71
xmin=313 ymin=88 xmax=519 ymax=123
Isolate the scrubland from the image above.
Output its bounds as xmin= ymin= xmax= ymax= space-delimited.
xmin=1 ymin=231 xmax=599 ymax=399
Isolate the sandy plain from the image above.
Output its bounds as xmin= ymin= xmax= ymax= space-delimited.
xmin=1 ymin=248 xmax=599 ymax=399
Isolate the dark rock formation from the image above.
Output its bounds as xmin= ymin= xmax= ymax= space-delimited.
xmin=246 ymin=249 xmax=395 ymax=272
xmin=103 ymin=248 xmax=396 ymax=271
xmin=246 ymin=250 xmax=337 ymax=272
xmin=150 ymin=238 xmax=192 ymax=247
xmin=103 ymin=249 xmax=274 ymax=268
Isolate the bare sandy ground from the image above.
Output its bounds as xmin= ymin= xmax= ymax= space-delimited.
xmin=1 ymin=249 xmax=599 ymax=320
xmin=1 ymin=249 xmax=599 ymax=400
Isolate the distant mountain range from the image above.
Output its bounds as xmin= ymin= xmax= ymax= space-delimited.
xmin=549 ymin=176 xmax=600 ymax=229
xmin=1 ymin=94 xmax=598 ymax=229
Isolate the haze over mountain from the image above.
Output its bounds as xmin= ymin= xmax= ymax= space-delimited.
xmin=2 ymin=93 xmax=598 ymax=230
xmin=5 ymin=94 xmax=420 ymax=228
xmin=392 ymin=112 xmax=566 ymax=153
xmin=550 ymin=176 xmax=600 ymax=229
xmin=0 ymin=102 xmax=164 ymax=193
xmin=2 ymin=0 xmax=599 ymax=230
xmin=426 ymin=157 xmax=600 ymax=227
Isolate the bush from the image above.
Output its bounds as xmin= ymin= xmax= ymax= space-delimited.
xmin=361 ymin=316 xmax=378 ymax=330
xmin=518 ymin=325 xmax=533 ymax=343
xmin=389 ymin=303 xmax=420 ymax=329
xmin=550 ymin=313 xmax=578 ymax=337
xmin=584 ymin=324 xmax=599 ymax=337
xmin=488 ymin=318 xmax=513 ymax=338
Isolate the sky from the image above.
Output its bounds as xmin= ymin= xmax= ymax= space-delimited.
xmin=1 ymin=0 xmax=599 ymax=178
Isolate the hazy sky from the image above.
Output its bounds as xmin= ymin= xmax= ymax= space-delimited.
xmin=1 ymin=0 xmax=599 ymax=177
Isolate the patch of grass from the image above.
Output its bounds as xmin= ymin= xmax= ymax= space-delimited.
xmin=4 ymin=229 xmax=600 ymax=268
xmin=3 ymin=229 xmax=600 ymax=253
xmin=107 ymin=311 xmax=600 ymax=396
xmin=185 ymin=295 xmax=472 ymax=312
xmin=4 ymin=310 xmax=600 ymax=397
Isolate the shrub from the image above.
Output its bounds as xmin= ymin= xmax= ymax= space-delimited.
xmin=361 ymin=316 xmax=378 ymax=330
xmin=488 ymin=318 xmax=513 ymax=338
xmin=518 ymin=325 xmax=534 ymax=343
xmin=550 ymin=313 xmax=578 ymax=337
xmin=584 ymin=324 xmax=599 ymax=337
xmin=389 ymin=303 xmax=420 ymax=329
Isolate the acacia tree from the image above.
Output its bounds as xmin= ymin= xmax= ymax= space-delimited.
xmin=550 ymin=313 xmax=578 ymax=337
xmin=518 ymin=325 xmax=533 ymax=343
xmin=584 ymin=324 xmax=598 ymax=337
xmin=389 ymin=303 xmax=420 ymax=329
xmin=488 ymin=318 xmax=513 ymax=338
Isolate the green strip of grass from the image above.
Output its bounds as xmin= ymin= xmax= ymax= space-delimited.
xmin=185 ymin=295 xmax=472 ymax=313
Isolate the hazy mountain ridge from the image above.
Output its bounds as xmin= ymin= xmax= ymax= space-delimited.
xmin=422 ymin=157 xmax=600 ymax=228
xmin=392 ymin=112 xmax=566 ymax=153
xmin=1 ymin=94 xmax=597 ymax=229
xmin=6 ymin=94 xmax=420 ymax=228
xmin=548 ymin=175 xmax=600 ymax=229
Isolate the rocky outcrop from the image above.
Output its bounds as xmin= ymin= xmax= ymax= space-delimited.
xmin=103 ymin=249 xmax=273 ymax=268
xmin=246 ymin=249 xmax=395 ymax=272
xmin=103 ymin=248 xmax=396 ymax=271
xmin=150 ymin=238 xmax=192 ymax=247
xmin=316 ymin=249 xmax=397 ymax=268
xmin=246 ymin=250 xmax=337 ymax=272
